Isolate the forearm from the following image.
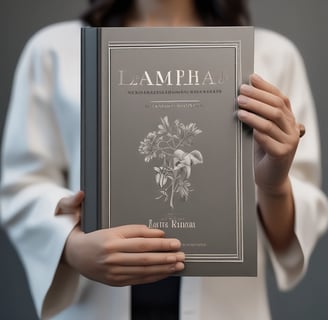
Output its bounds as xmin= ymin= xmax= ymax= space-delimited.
xmin=257 ymin=178 xmax=295 ymax=252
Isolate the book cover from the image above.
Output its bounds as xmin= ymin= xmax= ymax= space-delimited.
xmin=81 ymin=26 xmax=256 ymax=276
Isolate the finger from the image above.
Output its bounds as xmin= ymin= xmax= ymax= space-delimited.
xmin=253 ymin=130 xmax=294 ymax=158
xmin=55 ymin=191 xmax=85 ymax=215
xmin=108 ymin=237 xmax=182 ymax=253
xmin=124 ymin=275 xmax=176 ymax=286
xmin=108 ymin=261 xmax=185 ymax=277
xmin=107 ymin=251 xmax=185 ymax=266
xmin=237 ymin=108 xmax=288 ymax=143
xmin=249 ymin=73 xmax=292 ymax=110
xmin=109 ymin=273 xmax=180 ymax=287
xmin=237 ymin=95 xmax=293 ymax=135
xmin=114 ymin=224 xmax=165 ymax=239
xmin=239 ymin=84 xmax=288 ymax=112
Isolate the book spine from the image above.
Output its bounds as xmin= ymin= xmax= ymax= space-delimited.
xmin=81 ymin=27 xmax=102 ymax=232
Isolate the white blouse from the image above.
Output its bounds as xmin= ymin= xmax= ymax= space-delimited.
xmin=1 ymin=21 xmax=328 ymax=320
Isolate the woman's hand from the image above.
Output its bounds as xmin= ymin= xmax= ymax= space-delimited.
xmin=56 ymin=192 xmax=185 ymax=286
xmin=237 ymin=73 xmax=302 ymax=195
xmin=237 ymin=73 xmax=303 ymax=251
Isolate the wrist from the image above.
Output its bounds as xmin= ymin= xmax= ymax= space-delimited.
xmin=257 ymin=178 xmax=291 ymax=198
xmin=62 ymin=225 xmax=82 ymax=268
xmin=257 ymin=178 xmax=295 ymax=252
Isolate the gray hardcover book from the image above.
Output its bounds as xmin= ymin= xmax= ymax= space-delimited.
xmin=81 ymin=26 xmax=256 ymax=276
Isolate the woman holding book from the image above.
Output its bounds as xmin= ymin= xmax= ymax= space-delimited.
xmin=1 ymin=0 xmax=328 ymax=319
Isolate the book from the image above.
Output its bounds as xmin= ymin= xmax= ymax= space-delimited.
xmin=81 ymin=26 xmax=256 ymax=276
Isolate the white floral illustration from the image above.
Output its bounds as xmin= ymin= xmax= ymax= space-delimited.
xmin=138 ymin=116 xmax=203 ymax=208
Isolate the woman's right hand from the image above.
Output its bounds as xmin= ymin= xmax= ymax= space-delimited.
xmin=56 ymin=192 xmax=185 ymax=287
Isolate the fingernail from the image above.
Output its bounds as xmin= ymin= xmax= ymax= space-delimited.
xmin=239 ymin=84 xmax=252 ymax=94
xmin=252 ymin=73 xmax=262 ymax=80
xmin=237 ymin=95 xmax=249 ymax=105
xmin=170 ymin=262 xmax=184 ymax=272
xmin=170 ymin=239 xmax=181 ymax=249
xmin=175 ymin=262 xmax=185 ymax=271
xmin=237 ymin=109 xmax=248 ymax=120
xmin=170 ymin=265 xmax=176 ymax=272
xmin=177 ymin=252 xmax=185 ymax=261
xmin=250 ymin=73 xmax=263 ymax=83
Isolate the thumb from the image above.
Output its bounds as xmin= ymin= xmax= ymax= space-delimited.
xmin=55 ymin=191 xmax=85 ymax=216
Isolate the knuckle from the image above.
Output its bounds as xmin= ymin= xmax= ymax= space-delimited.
xmin=274 ymin=96 xmax=285 ymax=109
xmin=138 ymin=241 xmax=150 ymax=252
xmin=282 ymin=95 xmax=291 ymax=108
xmin=140 ymin=265 xmax=149 ymax=273
xmin=140 ymin=224 xmax=149 ymax=232
xmin=104 ymin=253 xmax=117 ymax=265
xmin=107 ymin=265 xmax=120 ymax=275
xmin=271 ymin=108 xmax=284 ymax=123
xmin=140 ymin=255 xmax=152 ymax=265
xmin=159 ymin=239 xmax=169 ymax=251
xmin=104 ymin=243 xmax=113 ymax=254
xmin=263 ymin=121 xmax=275 ymax=134
xmin=104 ymin=240 xmax=118 ymax=254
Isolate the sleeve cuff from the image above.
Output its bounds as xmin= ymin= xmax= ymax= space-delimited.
xmin=261 ymin=176 xmax=328 ymax=291
xmin=8 ymin=185 xmax=81 ymax=318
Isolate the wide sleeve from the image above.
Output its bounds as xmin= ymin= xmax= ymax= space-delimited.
xmin=260 ymin=35 xmax=328 ymax=290
xmin=0 ymin=33 xmax=80 ymax=318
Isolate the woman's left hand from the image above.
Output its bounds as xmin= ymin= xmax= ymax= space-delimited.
xmin=237 ymin=73 xmax=303 ymax=196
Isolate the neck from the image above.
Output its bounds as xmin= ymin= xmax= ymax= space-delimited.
xmin=127 ymin=0 xmax=201 ymax=27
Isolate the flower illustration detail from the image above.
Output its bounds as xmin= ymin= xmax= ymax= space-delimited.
xmin=138 ymin=116 xmax=203 ymax=208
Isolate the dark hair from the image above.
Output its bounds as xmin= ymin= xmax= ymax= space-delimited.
xmin=81 ymin=0 xmax=251 ymax=27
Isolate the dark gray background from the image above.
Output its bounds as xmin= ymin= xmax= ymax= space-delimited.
xmin=1 ymin=0 xmax=327 ymax=319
